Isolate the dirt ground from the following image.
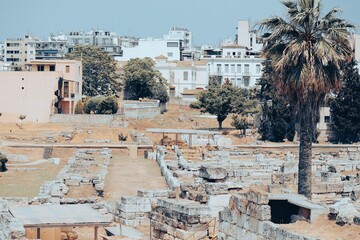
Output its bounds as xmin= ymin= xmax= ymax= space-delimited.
xmin=0 ymin=147 xmax=75 ymax=197
xmin=104 ymin=149 xmax=167 ymax=201
xmin=280 ymin=214 xmax=360 ymax=240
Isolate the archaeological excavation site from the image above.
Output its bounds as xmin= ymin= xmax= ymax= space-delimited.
xmin=0 ymin=107 xmax=359 ymax=240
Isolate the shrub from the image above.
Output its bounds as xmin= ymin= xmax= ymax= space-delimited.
xmin=0 ymin=153 xmax=8 ymax=172
xmin=118 ymin=133 xmax=128 ymax=141
xmin=231 ymin=115 xmax=250 ymax=136
xmin=74 ymin=100 xmax=85 ymax=114
xmin=85 ymin=96 xmax=118 ymax=114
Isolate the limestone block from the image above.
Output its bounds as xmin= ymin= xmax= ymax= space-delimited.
xmin=326 ymin=183 xmax=343 ymax=193
xmin=262 ymin=221 xmax=278 ymax=240
xmin=199 ymin=165 xmax=228 ymax=181
xmin=0 ymin=200 xmax=9 ymax=212
xmin=247 ymin=190 xmax=269 ymax=205
xmin=204 ymin=183 xmax=229 ymax=195
xmin=351 ymin=185 xmax=360 ymax=201
xmin=246 ymin=202 xmax=271 ymax=221
xmin=336 ymin=204 xmax=359 ymax=225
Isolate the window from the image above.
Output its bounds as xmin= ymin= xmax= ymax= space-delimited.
xmin=230 ymin=64 xmax=235 ymax=73
xmin=167 ymin=42 xmax=179 ymax=47
xmin=50 ymin=65 xmax=55 ymax=71
xmin=76 ymin=82 xmax=80 ymax=94
xmin=170 ymin=71 xmax=175 ymax=82
xmin=37 ymin=65 xmax=44 ymax=71
xmin=256 ymin=64 xmax=261 ymax=74
xmin=64 ymin=81 xmax=69 ymax=98
xmin=225 ymin=64 xmax=229 ymax=73
xmin=237 ymin=64 xmax=241 ymax=73
xmin=324 ymin=116 xmax=331 ymax=123
xmin=65 ymin=65 xmax=70 ymax=73
xmin=231 ymin=78 xmax=235 ymax=86
xmin=216 ymin=64 xmax=221 ymax=74
xmin=167 ymin=52 xmax=173 ymax=57
xmin=244 ymin=64 xmax=250 ymax=74
xmin=244 ymin=77 xmax=250 ymax=87
xmin=183 ymin=71 xmax=188 ymax=81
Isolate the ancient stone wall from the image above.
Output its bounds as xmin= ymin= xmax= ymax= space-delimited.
xmin=0 ymin=200 xmax=26 ymax=240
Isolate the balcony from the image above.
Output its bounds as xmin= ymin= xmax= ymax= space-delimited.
xmin=243 ymin=71 xmax=250 ymax=76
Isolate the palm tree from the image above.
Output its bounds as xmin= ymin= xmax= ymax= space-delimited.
xmin=259 ymin=0 xmax=354 ymax=198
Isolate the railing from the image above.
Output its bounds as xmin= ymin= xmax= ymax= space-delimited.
xmin=185 ymin=217 xmax=218 ymax=240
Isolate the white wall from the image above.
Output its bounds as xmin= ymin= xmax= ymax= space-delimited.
xmin=116 ymin=40 xmax=181 ymax=61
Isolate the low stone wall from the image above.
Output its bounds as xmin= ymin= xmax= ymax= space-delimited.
xmin=218 ymin=190 xmax=317 ymax=240
xmin=0 ymin=200 xmax=26 ymax=240
xmin=122 ymin=100 xmax=165 ymax=119
xmin=150 ymin=198 xmax=213 ymax=240
xmin=50 ymin=114 xmax=129 ymax=126
xmin=155 ymin=146 xmax=180 ymax=190
xmin=115 ymin=190 xmax=170 ymax=227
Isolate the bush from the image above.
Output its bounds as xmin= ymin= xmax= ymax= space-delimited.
xmin=231 ymin=115 xmax=250 ymax=136
xmin=0 ymin=153 xmax=8 ymax=172
xmin=118 ymin=133 xmax=128 ymax=141
xmin=85 ymin=96 xmax=118 ymax=114
xmin=74 ymin=100 xmax=85 ymax=114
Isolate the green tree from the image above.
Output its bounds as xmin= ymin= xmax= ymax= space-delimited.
xmin=74 ymin=100 xmax=85 ymax=114
xmin=123 ymin=58 xmax=169 ymax=103
xmin=331 ymin=59 xmax=360 ymax=143
xmin=231 ymin=115 xmax=251 ymax=135
xmin=258 ymin=60 xmax=295 ymax=142
xmin=259 ymin=0 xmax=353 ymax=197
xmin=65 ymin=45 xmax=121 ymax=96
xmin=85 ymin=96 xmax=118 ymax=114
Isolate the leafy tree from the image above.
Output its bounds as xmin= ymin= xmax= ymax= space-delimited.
xmin=191 ymin=81 xmax=257 ymax=130
xmin=74 ymin=100 xmax=85 ymax=114
xmin=331 ymin=60 xmax=360 ymax=143
xmin=65 ymin=45 xmax=121 ymax=96
xmin=259 ymin=0 xmax=353 ymax=197
xmin=258 ymin=60 xmax=295 ymax=142
xmin=0 ymin=153 xmax=8 ymax=172
xmin=123 ymin=58 xmax=169 ymax=103
xmin=231 ymin=115 xmax=251 ymax=135
xmin=85 ymin=96 xmax=118 ymax=114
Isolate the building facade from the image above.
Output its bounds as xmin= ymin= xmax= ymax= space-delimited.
xmin=0 ymin=60 xmax=82 ymax=122
xmin=4 ymin=35 xmax=37 ymax=70
xmin=67 ymin=29 xmax=122 ymax=57
xmin=155 ymin=56 xmax=208 ymax=98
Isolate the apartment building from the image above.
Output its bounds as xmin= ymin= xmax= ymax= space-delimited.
xmin=0 ymin=43 xmax=4 ymax=61
xmin=0 ymin=60 xmax=82 ymax=122
xmin=199 ymin=20 xmax=264 ymax=88
xmin=4 ymin=35 xmax=36 ymax=70
xmin=34 ymin=40 xmax=68 ymax=60
xmin=155 ymin=56 xmax=208 ymax=98
xmin=202 ymin=44 xmax=263 ymax=88
xmin=116 ymin=27 xmax=193 ymax=61
xmin=67 ymin=29 xmax=122 ymax=57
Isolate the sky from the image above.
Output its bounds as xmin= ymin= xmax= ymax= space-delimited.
xmin=1 ymin=0 xmax=359 ymax=46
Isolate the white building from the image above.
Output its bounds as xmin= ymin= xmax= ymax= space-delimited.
xmin=116 ymin=27 xmax=193 ymax=61
xmin=117 ymin=39 xmax=182 ymax=61
xmin=353 ymin=34 xmax=360 ymax=63
xmin=202 ymin=44 xmax=263 ymax=88
xmin=199 ymin=20 xmax=264 ymax=88
xmin=0 ymin=43 xmax=4 ymax=61
xmin=67 ymin=29 xmax=122 ymax=57
xmin=154 ymin=56 xmax=208 ymax=98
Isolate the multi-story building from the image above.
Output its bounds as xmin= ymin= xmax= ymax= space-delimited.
xmin=155 ymin=56 xmax=208 ymax=98
xmin=34 ymin=40 xmax=68 ymax=60
xmin=4 ymin=35 xmax=37 ymax=70
xmin=202 ymin=44 xmax=263 ymax=88
xmin=67 ymin=29 xmax=122 ymax=57
xmin=0 ymin=43 xmax=4 ymax=61
xmin=116 ymin=27 xmax=194 ymax=61
xmin=200 ymin=20 xmax=264 ymax=88
xmin=0 ymin=60 xmax=82 ymax=122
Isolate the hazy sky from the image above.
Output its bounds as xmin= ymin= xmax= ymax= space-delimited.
xmin=1 ymin=0 xmax=359 ymax=46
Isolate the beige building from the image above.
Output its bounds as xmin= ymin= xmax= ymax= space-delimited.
xmin=0 ymin=60 xmax=82 ymax=123
xmin=4 ymin=35 xmax=37 ymax=70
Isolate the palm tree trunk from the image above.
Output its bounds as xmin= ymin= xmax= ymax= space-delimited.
xmin=298 ymin=101 xmax=313 ymax=198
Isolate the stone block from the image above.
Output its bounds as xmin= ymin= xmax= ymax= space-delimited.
xmin=246 ymin=202 xmax=271 ymax=221
xmin=247 ymin=190 xmax=269 ymax=205
xmin=199 ymin=165 xmax=228 ymax=181
xmin=204 ymin=183 xmax=229 ymax=195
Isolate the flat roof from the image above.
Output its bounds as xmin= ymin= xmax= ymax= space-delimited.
xmin=146 ymin=128 xmax=220 ymax=135
xmin=10 ymin=204 xmax=111 ymax=228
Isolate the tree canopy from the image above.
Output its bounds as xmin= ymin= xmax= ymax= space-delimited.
xmin=259 ymin=0 xmax=354 ymax=197
xmin=123 ymin=58 xmax=169 ymax=103
xmin=65 ymin=45 xmax=121 ymax=97
xmin=331 ymin=60 xmax=360 ymax=143
xmin=191 ymin=79 xmax=259 ymax=130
